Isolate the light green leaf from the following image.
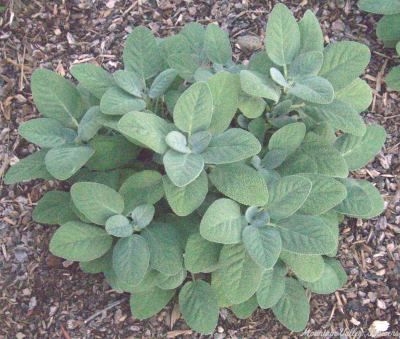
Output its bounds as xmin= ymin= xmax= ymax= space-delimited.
xmin=256 ymin=263 xmax=287 ymax=309
xmin=163 ymin=171 xmax=208 ymax=216
xmin=270 ymin=99 xmax=292 ymax=117
xmin=212 ymin=244 xmax=263 ymax=304
xmin=4 ymin=150 xmax=53 ymax=184
xmin=276 ymin=215 xmax=337 ymax=255
xmin=70 ymin=63 xmax=114 ymax=99
xmin=19 ymin=118 xmax=76 ymax=148
xmin=156 ymin=269 xmax=186 ymax=290
xmin=289 ymin=51 xmax=324 ymax=78
xmin=242 ymin=226 xmax=282 ymax=269
xmin=335 ymin=78 xmax=372 ymax=113
xmin=319 ymin=41 xmax=370 ymax=90
xmin=100 ymin=87 xmax=146 ymax=115
xmin=31 ymin=69 xmax=82 ymax=127
xmin=265 ymin=3 xmax=300 ymax=66
xmin=302 ymin=257 xmax=347 ymax=294
xmin=113 ymin=70 xmax=144 ymax=97
xmin=200 ymin=198 xmax=242 ymax=244
xmin=165 ymin=131 xmax=191 ymax=154
xmin=231 ymin=295 xmax=258 ymax=319
xmin=173 ymin=82 xmax=213 ymax=134
xmin=208 ymin=72 xmax=241 ymax=133
xmin=119 ymin=170 xmax=164 ymax=213
xmin=33 ymin=191 xmax=77 ymax=225
xmin=163 ymin=150 xmax=204 ymax=187
xmin=280 ymin=251 xmax=324 ymax=282
xmin=238 ymin=94 xmax=266 ymax=119
xmin=334 ymin=124 xmax=386 ymax=170
xmin=298 ymin=10 xmax=324 ymax=53
xmin=204 ymin=24 xmax=232 ymax=64
xmin=78 ymin=106 xmax=103 ymax=142
xmin=179 ymin=280 xmax=219 ymax=334
xmin=131 ymin=204 xmax=155 ymax=229
xmin=270 ymin=68 xmax=288 ymax=87
xmin=167 ymin=52 xmax=199 ymax=80
xmin=261 ymin=149 xmax=287 ymax=170
xmin=45 ymin=145 xmax=94 ymax=180
xmin=245 ymin=206 xmax=270 ymax=227
xmin=386 ymin=66 xmax=400 ymax=90
xmin=272 ymin=278 xmax=310 ymax=332
xmin=298 ymin=174 xmax=347 ymax=215
xmin=105 ymin=214 xmax=133 ymax=237
xmin=334 ymin=179 xmax=384 ymax=218
xmin=148 ymin=68 xmax=178 ymax=99
xmin=248 ymin=51 xmax=275 ymax=75
xmin=142 ymin=222 xmax=183 ymax=275
xmin=113 ymin=235 xmax=150 ymax=286
xmin=80 ymin=250 xmax=112 ymax=274
xmin=289 ymin=76 xmax=334 ymax=104
xmin=202 ymin=128 xmax=261 ymax=164
xmin=268 ymin=122 xmax=306 ymax=155
xmin=377 ymin=14 xmax=400 ymax=47
xmin=184 ymin=233 xmax=222 ymax=273
xmin=240 ymin=70 xmax=280 ymax=102
xmin=209 ymin=163 xmax=269 ymax=206
xmin=123 ymin=26 xmax=162 ymax=79
xmin=181 ymin=22 xmax=206 ymax=56
xmin=359 ymin=0 xmax=400 ymax=14
xmin=189 ymin=131 xmax=212 ymax=154
xmin=71 ymin=182 xmax=124 ymax=225
xmin=118 ymin=111 xmax=175 ymax=153
xmin=50 ymin=221 xmax=113 ymax=261
xmin=266 ymin=175 xmax=312 ymax=220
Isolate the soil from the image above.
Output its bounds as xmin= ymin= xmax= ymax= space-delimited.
xmin=0 ymin=1 xmax=399 ymax=338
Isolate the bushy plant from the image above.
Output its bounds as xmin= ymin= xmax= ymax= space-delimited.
xmin=5 ymin=4 xmax=386 ymax=333
xmin=359 ymin=0 xmax=400 ymax=90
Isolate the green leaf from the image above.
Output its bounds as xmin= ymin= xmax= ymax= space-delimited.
xmin=248 ymin=117 xmax=267 ymax=143
xmin=280 ymin=251 xmax=324 ymax=282
xmin=302 ymin=258 xmax=347 ymax=294
xmin=288 ymin=76 xmax=334 ymax=104
xmin=248 ymin=51 xmax=275 ymax=75
xmin=386 ymin=65 xmax=400 ymax=90
xmin=163 ymin=150 xmax=204 ymax=187
xmin=50 ymin=221 xmax=113 ymax=261
xmin=165 ymin=131 xmax=191 ymax=154
xmin=240 ymin=70 xmax=280 ymax=102
xmin=142 ymin=223 xmax=183 ymax=275
xmin=202 ymin=128 xmax=261 ymax=164
xmin=245 ymin=206 xmax=270 ymax=227
xmin=298 ymin=10 xmax=324 ymax=53
xmin=105 ymin=214 xmax=133 ymax=237
xmin=359 ymin=0 xmax=400 ymax=14
xmin=268 ymin=122 xmax=306 ymax=155
xmin=19 ymin=118 xmax=76 ymax=148
xmin=242 ymin=226 xmax=282 ymax=269
xmin=238 ymin=94 xmax=266 ymax=119
xmin=209 ymin=163 xmax=269 ymax=206
xmin=71 ymin=182 xmax=124 ymax=225
xmin=113 ymin=70 xmax=144 ymax=97
xmin=335 ymin=79 xmax=372 ymax=113
xmin=189 ymin=131 xmax=212 ymax=154
xmin=200 ymin=198 xmax=242 ymax=244
xmin=123 ymin=26 xmax=162 ymax=79
xmin=266 ymin=175 xmax=312 ymax=220
xmin=167 ymin=53 xmax=199 ymax=80
xmin=184 ymin=233 xmax=222 ymax=273
xmin=377 ymin=14 xmax=400 ymax=47
xmin=80 ymin=250 xmax=112 ymax=274
xmin=156 ymin=268 xmax=187 ymax=290
xmin=100 ymin=87 xmax=146 ymax=115
xmin=113 ymin=235 xmax=150 ymax=286
xmin=270 ymin=99 xmax=292 ymax=117
xmin=212 ymin=244 xmax=263 ymax=304
xmin=276 ymin=215 xmax=337 ymax=255
xmin=4 ymin=150 xmax=53 ymax=184
xmin=289 ymin=51 xmax=324 ymax=78
xmin=231 ymin=295 xmax=258 ymax=319
xmin=256 ymin=263 xmax=287 ymax=309
xmin=181 ymin=22 xmax=206 ymax=55
xmin=31 ymin=69 xmax=82 ymax=127
xmin=297 ymin=174 xmax=347 ymax=215
xmin=204 ymin=24 xmax=232 ymax=64
xmin=304 ymin=100 xmax=366 ymax=136
xmin=261 ymin=149 xmax=287 ymax=170
xmin=272 ymin=278 xmax=310 ymax=332
xmin=334 ymin=124 xmax=386 ymax=170
xmin=119 ymin=170 xmax=164 ymax=213
xmin=86 ymin=135 xmax=140 ymax=171
xmin=130 ymin=287 xmax=175 ymax=319
xmin=265 ymin=3 xmax=300 ymax=66
xmin=334 ymin=179 xmax=384 ymax=218
xmin=208 ymin=72 xmax=241 ymax=133
xmin=270 ymin=67 xmax=288 ymax=87
xmin=319 ymin=41 xmax=371 ymax=90
xmin=179 ymin=280 xmax=219 ymax=334
xmin=278 ymin=140 xmax=349 ymax=178
xmin=45 ymin=145 xmax=94 ymax=180
xmin=78 ymin=106 xmax=103 ymax=142
xmin=33 ymin=191 xmax=77 ymax=225
xmin=131 ymin=204 xmax=155 ymax=229
xmin=173 ymin=82 xmax=213 ymax=134
xmin=148 ymin=69 xmax=178 ymax=99
xmin=70 ymin=63 xmax=114 ymax=99
xmin=163 ymin=170 xmax=208 ymax=216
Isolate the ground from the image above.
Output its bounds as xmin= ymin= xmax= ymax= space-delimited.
xmin=0 ymin=0 xmax=399 ymax=338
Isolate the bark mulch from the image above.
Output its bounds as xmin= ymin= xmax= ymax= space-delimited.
xmin=0 ymin=1 xmax=399 ymax=338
